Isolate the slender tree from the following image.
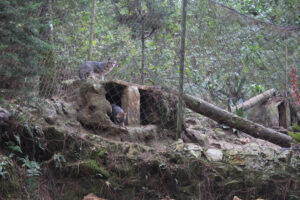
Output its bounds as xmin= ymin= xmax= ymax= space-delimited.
xmin=39 ymin=0 xmax=56 ymax=98
xmin=176 ymin=0 xmax=188 ymax=140
xmin=112 ymin=0 xmax=173 ymax=84
xmin=88 ymin=0 xmax=96 ymax=60
xmin=141 ymin=20 xmax=145 ymax=84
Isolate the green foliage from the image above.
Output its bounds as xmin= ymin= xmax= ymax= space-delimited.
xmin=112 ymin=0 xmax=174 ymax=39
xmin=250 ymin=84 xmax=265 ymax=96
xmin=0 ymin=157 xmax=10 ymax=179
xmin=234 ymin=107 xmax=244 ymax=118
xmin=39 ymin=0 xmax=300 ymax=104
xmin=0 ymin=0 xmax=50 ymax=81
xmin=184 ymin=0 xmax=299 ymax=105
xmin=288 ymin=123 xmax=300 ymax=144
xmin=1 ymin=0 xmax=299 ymax=109
xmin=6 ymin=141 xmax=22 ymax=155
xmin=219 ymin=0 xmax=300 ymax=25
xmin=292 ymin=123 xmax=300 ymax=132
xmin=288 ymin=132 xmax=300 ymax=144
xmin=20 ymin=157 xmax=40 ymax=177
xmin=53 ymin=153 xmax=66 ymax=168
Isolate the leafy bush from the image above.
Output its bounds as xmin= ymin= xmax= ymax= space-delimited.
xmin=0 ymin=157 xmax=10 ymax=179
xmin=288 ymin=123 xmax=300 ymax=144
xmin=20 ymin=157 xmax=41 ymax=177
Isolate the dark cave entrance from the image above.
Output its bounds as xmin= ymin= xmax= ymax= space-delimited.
xmin=140 ymin=89 xmax=152 ymax=125
xmin=103 ymin=81 xmax=157 ymax=126
xmin=104 ymin=82 xmax=126 ymax=107
xmin=278 ymin=102 xmax=288 ymax=128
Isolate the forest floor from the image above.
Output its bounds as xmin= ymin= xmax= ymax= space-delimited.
xmin=0 ymin=80 xmax=299 ymax=200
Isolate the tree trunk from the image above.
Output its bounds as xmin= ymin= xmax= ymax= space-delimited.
xmin=185 ymin=93 xmax=292 ymax=147
xmin=285 ymin=44 xmax=288 ymax=91
xmin=141 ymin=22 xmax=145 ymax=84
xmin=39 ymin=0 xmax=56 ymax=98
xmin=176 ymin=0 xmax=188 ymax=140
xmin=163 ymin=87 xmax=292 ymax=147
xmin=231 ymin=88 xmax=276 ymax=112
xmin=88 ymin=0 xmax=96 ymax=60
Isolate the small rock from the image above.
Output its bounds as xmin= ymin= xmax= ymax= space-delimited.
xmin=261 ymin=147 xmax=276 ymax=160
xmin=0 ymin=107 xmax=10 ymax=123
xmin=185 ymin=128 xmax=208 ymax=146
xmin=44 ymin=116 xmax=56 ymax=125
xmin=175 ymin=142 xmax=184 ymax=152
xmin=51 ymin=100 xmax=63 ymax=115
xmin=171 ymin=139 xmax=184 ymax=152
xmin=62 ymin=102 xmax=77 ymax=116
xmin=239 ymin=138 xmax=250 ymax=144
xmin=233 ymin=196 xmax=242 ymax=200
xmin=215 ymin=128 xmax=226 ymax=138
xmin=83 ymin=193 xmax=107 ymax=200
xmin=184 ymin=143 xmax=203 ymax=159
xmin=169 ymin=140 xmax=203 ymax=159
xmin=43 ymin=107 xmax=57 ymax=125
xmin=185 ymin=117 xmax=200 ymax=125
xmin=205 ymin=148 xmax=223 ymax=161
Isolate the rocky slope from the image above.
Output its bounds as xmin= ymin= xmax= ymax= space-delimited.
xmin=0 ymin=80 xmax=299 ymax=200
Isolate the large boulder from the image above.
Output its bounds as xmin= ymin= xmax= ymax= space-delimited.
xmin=247 ymin=97 xmax=291 ymax=128
xmin=77 ymin=82 xmax=113 ymax=129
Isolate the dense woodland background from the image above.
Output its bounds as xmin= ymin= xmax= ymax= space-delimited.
xmin=0 ymin=0 xmax=299 ymax=105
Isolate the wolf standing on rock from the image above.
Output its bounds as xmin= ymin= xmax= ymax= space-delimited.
xmin=78 ymin=58 xmax=118 ymax=80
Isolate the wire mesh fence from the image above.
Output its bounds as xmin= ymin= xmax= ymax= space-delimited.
xmin=0 ymin=0 xmax=300 ymax=136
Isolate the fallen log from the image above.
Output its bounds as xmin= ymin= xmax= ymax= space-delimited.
xmin=231 ymin=88 xmax=276 ymax=112
xmin=163 ymin=87 xmax=292 ymax=147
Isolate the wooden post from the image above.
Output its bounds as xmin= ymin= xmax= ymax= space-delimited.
xmin=121 ymin=86 xmax=140 ymax=125
xmin=176 ymin=0 xmax=188 ymax=140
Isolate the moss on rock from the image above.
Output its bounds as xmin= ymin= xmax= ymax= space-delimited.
xmin=43 ymin=126 xmax=66 ymax=153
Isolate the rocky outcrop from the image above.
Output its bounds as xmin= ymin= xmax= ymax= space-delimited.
xmin=77 ymin=83 xmax=113 ymax=129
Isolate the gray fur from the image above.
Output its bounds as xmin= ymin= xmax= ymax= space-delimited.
xmin=78 ymin=59 xmax=117 ymax=80
xmin=111 ymin=104 xmax=126 ymax=126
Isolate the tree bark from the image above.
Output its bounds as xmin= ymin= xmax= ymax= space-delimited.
xmin=231 ymin=88 xmax=276 ymax=112
xmin=163 ymin=87 xmax=292 ymax=147
xmin=88 ymin=0 xmax=96 ymax=60
xmin=141 ymin=22 xmax=145 ymax=85
xmin=176 ymin=0 xmax=188 ymax=140
xmin=285 ymin=44 xmax=288 ymax=91
xmin=39 ymin=0 xmax=56 ymax=98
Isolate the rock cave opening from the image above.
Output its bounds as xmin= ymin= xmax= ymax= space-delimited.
xmin=139 ymin=89 xmax=154 ymax=125
xmin=104 ymin=82 xmax=126 ymax=107
xmin=278 ymin=102 xmax=288 ymax=128
xmin=103 ymin=81 xmax=156 ymax=126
